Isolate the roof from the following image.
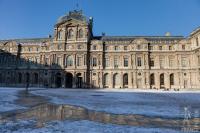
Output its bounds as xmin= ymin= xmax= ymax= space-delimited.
xmin=190 ymin=27 xmax=200 ymax=36
xmin=97 ymin=36 xmax=184 ymax=41
xmin=0 ymin=38 xmax=52 ymax=45
xmin=55 ymin=10 xmax=88 ymax=26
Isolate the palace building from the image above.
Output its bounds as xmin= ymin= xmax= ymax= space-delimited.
xmin=0 ymin=10 xmax=200 ymax=89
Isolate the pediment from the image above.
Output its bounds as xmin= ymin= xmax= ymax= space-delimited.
xmin=56 ymin=18 xmax=87 ymax=27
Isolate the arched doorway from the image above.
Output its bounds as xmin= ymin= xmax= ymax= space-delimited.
xmin=55 ymin=73 xmax=62 ymax=88
xmin=123 ymin=73 xmax=128 ymax=88
xmin=18 ymin=73 xmax=22 ymax=84
xmin=113 ymin=73 xmax=120 ymax=88
xmin=26 ymin=73 xmax=30 ymax=83
xmin=76 ymin=73 xmax=82 ymax=88
xmin=0 ymin=73 xmax=2 ymax=83
xmin=65 ymin=73 xmax=73 ymax=88
xmin=33 ymin=73 xmax=38 ymax=84
xmin=160 ymin=73 xmax=164 ymax=89
xmin=103 ymin=73 xmax=109 ymax=88
xmin=150 ymin=74 xmax=155 ymax=89
xmin=170 ymin=74 xmax=174 ymax=88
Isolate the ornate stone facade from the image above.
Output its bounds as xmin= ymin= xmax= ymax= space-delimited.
xmin=0 ymin=10 xmax=200 ymax=89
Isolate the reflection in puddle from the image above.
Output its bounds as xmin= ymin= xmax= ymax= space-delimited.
xmin=0 ymin=103 xmax=199 ymax=131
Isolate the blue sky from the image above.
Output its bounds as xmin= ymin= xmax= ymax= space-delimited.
xmin=0 ymin=0 xmax=200 ymax=39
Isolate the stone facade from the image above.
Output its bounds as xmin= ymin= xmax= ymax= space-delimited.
xmin=0 ymin=10 xmax=200 ymax=89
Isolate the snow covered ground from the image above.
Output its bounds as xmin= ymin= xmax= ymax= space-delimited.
xmin=0 ymin=119 xmax=185 ymax=133
xmin=31 ymin=88 xmax=200 ymax=119
xmin=0 ymin=88 xmax=25 ymax=113
xmin=0 ymin=88 xmax=199 ymax=132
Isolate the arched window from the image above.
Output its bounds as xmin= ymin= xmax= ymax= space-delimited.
xmin=170 ymin=74 xmax=174 ymax=85
xmin=68 ymin=29 xmax=74 ymax=39
xmin=150 ymin=74 xmax=155 ymax=85
xmin=113 ymin=73 xmax=120 ymax=88
xmin=78 ymin=29 xmax=84 ymax=38
xmin=123 ymin=73 xmax=128 ymax=87
xmin=103 ymin=73 xmax=109 ymax=87
xmin=33 ymin=73 xmax=38 ymax=84
xmin=18 ymin=73 xmax=22 ymax=83
xmin=160 ymin=73 xmax=164 ymax=85
xmin=66 ymin=56 xmax=73 ymax=67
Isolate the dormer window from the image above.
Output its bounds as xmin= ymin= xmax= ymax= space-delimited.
xmin=169 ymin=46 xmax=172 ymax=50
xmin=124 ymin=46 xmax=127 ymax=50
xmin=78 ymin=29 xmax=84 ymax=38
xmin=159 ymin=46 xmax=162 ymax=50
xmin=68 ymin=29 xmax=74 ymax=39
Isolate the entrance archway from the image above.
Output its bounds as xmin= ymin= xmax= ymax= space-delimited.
xmin=160 ymin=73 xmax=164 ymax=89
xmin=123 ymin=73 xmax=128 ymax=88
xmin=113 ymin=73 xmax=119 ymax=88
xmin=170 ymin=73 xmax=174 ymax=88
xmin=55 ymin=73 xmax=62 ymax=88
xmin=150 ymin=74 xmax=155 ymax=89
xmin=65 ymin=73 xmax=73 ymax=88
xmin=76 ymin=73 xmax=82 ymax=88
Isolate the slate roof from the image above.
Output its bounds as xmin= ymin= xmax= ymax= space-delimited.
xmin=0 ymin=38 xmax=52 ymax=45
xmin=98 ymin=36 xmax=184 ymax=41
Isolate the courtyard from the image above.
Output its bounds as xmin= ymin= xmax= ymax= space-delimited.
xmin=0 ymin=87 xmax=199 ymax=133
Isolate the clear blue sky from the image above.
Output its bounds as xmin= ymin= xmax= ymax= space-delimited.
xmin=0 ymin=0 xmax=200 ymax=39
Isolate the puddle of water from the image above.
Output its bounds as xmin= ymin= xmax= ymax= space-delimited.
xmin=0 ymin=103 xmax=199 ymax=131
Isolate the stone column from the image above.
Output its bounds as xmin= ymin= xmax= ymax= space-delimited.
xmin=72 ymin=72 xmax=76 ymax=88
xmin=165 ymin=73 xmax=170 ymax=89
xmin=110 ymin=72 xmax=113 ymax=88
xmin=128 ymin=72 xmax=132 ymax=88
xmin=120 ymin=72 xmax=123 ymax=88
xmin=155 ymin=73 xmax=160 ymax=89
xmin=146 ymin=72 xmax=150 ymax=89
xmin=133 ymin=72 xmax=137 ymax=88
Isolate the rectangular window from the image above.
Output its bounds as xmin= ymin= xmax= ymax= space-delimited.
xmin=105 ymin=46 xmax=109 ymax=51
xmin=114 ymin=46 xmax=119 ymax=51
xmin=169 ymin=58 xmax=174 ymax=67
xmin=77 ymin=57 xmax=82 ymax=66
xmin=150 ymin=58 xmax=154 ymax=67
xmin=114 ymin=56 xmax=118 ymax=68
xmin=196 ymin=37 xmax=199 ymax=46
xmin=104 ymin=57 xmax=109 ymax=67
xmin=198 ymin=56 xmax=200 ymax=66
xmin=137 ymin=57 xmax=142 ymax=67
xmin=181 ymin=57 xmax=187 ymax=67
xmin=160 ymin=57 xmax=165 ymax=68
xmin=169 ymin=46 xmax=172 ymax=50
xmin=92 ymin=57 xmax=97 ymax=67
xmin=159 ymin=46 xmax=162 ymax=50
xmin=58 ymin=43 xmax=62 ymax=50
xmin=124 ymin=46 xmax=127 ymax=51
xmin=149 ymin=46 xmax=153 ymax=50
xmin=124 ymin=57 xmax=128 ymax=67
